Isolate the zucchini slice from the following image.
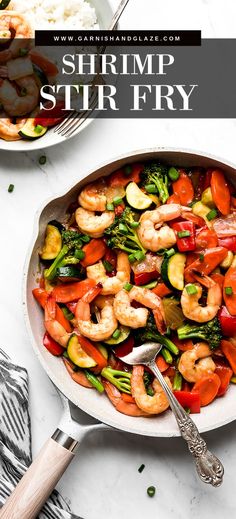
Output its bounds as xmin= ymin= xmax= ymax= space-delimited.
xmin=40 ymin=223 xmax=62 ymax=261
xmin=67 ymin=334 xmax=97 ymax=368
xmin=18 ymin=118 xmax=47 ymax=140
xmin=48 ymin=220 xmax=65 ymax=233
xmin=0 ymin=0 xmax=11 ymax=9
xmin=57 ymin=265 xmax=85 ymax=282
xmin=104 ymin=325 xmax=130 ymax=345
xmin=161 ymin=253 xmax=186 ymax=291
xmin=126 ymin=182 xmax=152 ymax=210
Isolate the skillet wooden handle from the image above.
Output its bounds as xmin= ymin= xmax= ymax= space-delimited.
xmin=0 ymin=437 xmax=76 ymax=519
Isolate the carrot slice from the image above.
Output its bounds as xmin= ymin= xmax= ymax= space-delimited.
xmin=109 ymin=163 xmax=144 ymax=187
xmin=191 ymin=374 xmax=221 ymax=406
xmin=77 ymin=335 xmax=107 ymax=373
xmin=152 ymin=283 xmax=172 ymax=297
xmin=52 ymin=279 xmax=96 ymax=303
xmin=80 ymin=239 xmax=106 ymax=267
xmin=156 ymin=355 xmax=169 ymax=372
xmin=211 ymin=169 xmax=230 ymax=216
xmin=173 ymin=337 xmax=194 ymax=352
xmin=221 ymin=340 xmax=236 ymax=373
xmin=172 ymin=170 xmax=194 ymax=205
xmin=223 ymin=266 xmax=236 ymax=316
xmin=167 ymin=193 xmax=180 ymax=204
xmin=63 ymin=359 xmax=93 ymax=388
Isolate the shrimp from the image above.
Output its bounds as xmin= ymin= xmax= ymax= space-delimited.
xmin=0 ymin=113 xmax=26 ymax=140
xmin=129 ymin=286 xmax=166 ymax=333
xmin=44 ymin=296 xmax=71 ymax=348
xmin=114 ymin=289 xmax=149 ymax=328
xmin=0 ymin=12 xmax=33 ymax=63
xmin=87 ymin=251 xmax=131 ymax=295
xmin=75 ymin=295 xmax=118 ymax=341
xmin=0 ymin=76 xmax=39 ymax=116
xmin=113 ymin=286 xmax=166 ymax=332
xmin=103 ymin=380 xmax=148 ymax=416
xmin=75 ymin=207 xmax=115 ymax=238
xmin=131 ymin=365 xmax=171 ymax=415
xmin=178 ymin=342 xmax=216 ymax=383
xmin=137 ymin=203 xmax=190 ymax=252
xmin=213 ymin=215 xmax=236 ymax=237
xmin=181 ymin=276 xmax=222 ymax=323
xmin=79 ymin=178 xmax=125 ymax=212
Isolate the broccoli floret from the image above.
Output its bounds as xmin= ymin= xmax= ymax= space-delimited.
xmin=177 ymin=317 xmax=222 ymax=350
xmin=104 ymin=207 xmax=146 ymax=261
xmin=141 ymin=163 xmax=169 ymax=203
xmin=44 ymin=229 xmax=90 ymax=281
xmin=101 ymin=367 xmax=131 ymax=394
xmin=133 ymin=314 xmax=179 ymax=356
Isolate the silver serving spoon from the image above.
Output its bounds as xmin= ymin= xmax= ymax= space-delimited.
xmin=115 ymin=342 xmax=224 ymax=487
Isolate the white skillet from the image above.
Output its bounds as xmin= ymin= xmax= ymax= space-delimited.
xmin=2 ymin=147 xmax=236 ymax=519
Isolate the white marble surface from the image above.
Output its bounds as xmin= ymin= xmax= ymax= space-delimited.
xmin=1 ymin=0 xmax=236 ymax=517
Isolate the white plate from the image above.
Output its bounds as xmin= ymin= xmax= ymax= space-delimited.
xmin=0 ymin=0 xmax=113 ymax=152
xmin=24 ymin=147 xmax=236 ymax=437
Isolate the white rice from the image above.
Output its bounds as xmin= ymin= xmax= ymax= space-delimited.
xmin=8 ymin=0 xmax=99 ymax=30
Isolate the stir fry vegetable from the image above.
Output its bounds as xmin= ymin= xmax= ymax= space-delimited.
xmin=33 ymin=161 xmax=236 ymax=418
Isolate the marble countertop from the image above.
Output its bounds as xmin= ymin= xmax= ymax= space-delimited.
xmin=1 ymin=0 xmax=236 ymax=517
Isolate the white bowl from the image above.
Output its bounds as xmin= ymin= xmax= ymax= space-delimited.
xmin=24 ymin=147 xmax=236 ymax=437
xmin=0 ymin=0 xmax=113 ymax=152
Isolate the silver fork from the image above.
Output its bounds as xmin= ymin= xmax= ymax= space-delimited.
xmin=54 ymin=0 xmax=130 ymax=138
xmin=115 ymin=341 xmax=224 ymax=487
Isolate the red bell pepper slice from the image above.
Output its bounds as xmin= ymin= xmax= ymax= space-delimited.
xmin=33 ymin=288 xmax=72 ymax=332
xmin=173 ymin=390 xmax=200 ymax=413
xmin=172 ymin=221 xmax=196 ymax=252
xmin=113 ymin=336 xmax=134 ymax=358
xmin=219 ymin=306 xmax=236 ymax=337
xmin=34 ymin=100 xmax=67 ymax=127
xmin=52 ymin=279 xmax=96 ymax=303
xmin=223 ymin=266 xmax=236 ymax=316
xmin=134 ymin=270 xmax=158 ymax=286
xmin=214 ymin=362 xmax=233 ymax=396
xmin=43 ymin=332 xmax=64 ymax=356
xmin=219 ymin=236 xmax=236 ymax=252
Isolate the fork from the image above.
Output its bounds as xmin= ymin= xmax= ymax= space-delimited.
xmin=115 ymin=341 xmax=224 ymax=487
xmin=54 ymin=0 xmax=130 ymax=138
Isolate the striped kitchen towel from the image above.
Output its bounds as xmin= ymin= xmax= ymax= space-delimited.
xmin=0 ymin=349 xmax=81 ymax=519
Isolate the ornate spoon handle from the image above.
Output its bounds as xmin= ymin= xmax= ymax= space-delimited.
xmin=149 ymin=361 xmax=224 ymax=487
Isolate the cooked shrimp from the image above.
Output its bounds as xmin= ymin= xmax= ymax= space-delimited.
xmin=178 ymin=342 xmax=215 ymax=383
xmin=79 ymin=178 xmax=124 ymax=212
xmin=131 ymin=365 xmax=171 ymax=415
xmin=0 ymin=76 xmax=39 ymax=116
xmin=44 ymin=296 xmax=71 ymax=348
xmin=114 ymin=289 xmax=149 ymax=328
xmin=113 ymin=286 xmax=166 ymax=332
xmin=129 ymin=286 xmax=166 ymax=333
xmin=75 ymin=207 xmax=115 ymax=238
xmin=103 ymin=380 xmax=148 ymax=416
xmin=0 ymin=113 xmax=26 ymax=140
xmin=181 ymin=276 xmax=222 ymax=323
xmin=87 ymin=252 xmax=131 ymax=295
xmin=75 ymin=295 xmax=118 ymax=341
xmin=0 ymin=12 xmax=33 ymax=63
xmin=137 ymin=203 xmax=190 ymax=251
